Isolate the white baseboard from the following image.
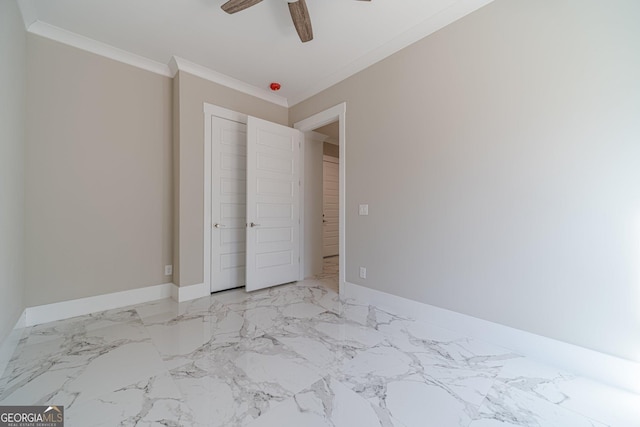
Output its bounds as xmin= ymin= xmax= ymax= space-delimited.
xmin=25 ymin=283 xmax=174 ymax=326
xmin=171 ymin=282 xmax=209 ymax=302
xmin=343 ymin=282 xmax=640 ymax=394
xmin=0 ymin=310 xmax=27 ymax=379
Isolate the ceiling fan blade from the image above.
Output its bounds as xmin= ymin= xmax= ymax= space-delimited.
xmin=221 ymin=0 xmax=262 ymax=14
xmin=288 ymin=0 xmax=313 ymax=43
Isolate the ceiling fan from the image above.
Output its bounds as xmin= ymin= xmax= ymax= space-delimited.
xmin=221 ymin=0 xmax=371 ymax=43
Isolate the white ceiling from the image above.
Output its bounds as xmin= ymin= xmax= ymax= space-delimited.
xmin=17 ymin=0 xmax=492 ymax=106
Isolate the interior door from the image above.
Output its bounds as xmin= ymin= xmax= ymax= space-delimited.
xmin=245 ymin=116 xmax=301 ymax=292
xmin=322 ymin=155 xmax=339 ymax=257
xmin=210 ymin=116 xmax=247 ymax=292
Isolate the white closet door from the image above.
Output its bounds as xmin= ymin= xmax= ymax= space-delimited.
xmin=210 ymin=116 xmax=247 ymax=292
xmin=245 ymin=116 xmax=301 ymax=292
xmin=323 ymin=155 xmax=339 ymax=257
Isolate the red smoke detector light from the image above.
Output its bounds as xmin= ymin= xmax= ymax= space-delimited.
xmin=270 ymin=82 xmax=281 ymax=91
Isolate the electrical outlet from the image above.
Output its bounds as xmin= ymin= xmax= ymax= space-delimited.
xmin=164 ymin=265 xmax=173 ymax=276
xmin=359 ymin=267 xmax=367 ymax=279
xmin=359 ymin=204 xmax=369 ymax=216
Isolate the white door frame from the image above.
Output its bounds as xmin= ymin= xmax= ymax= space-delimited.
xmin=294 ymin=103 xmax=346 ymax=295
xmin=203 ymin=103 xmax=248 ymax=293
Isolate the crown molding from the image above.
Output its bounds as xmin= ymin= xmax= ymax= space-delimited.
xmin=19 ymin=19 xmax=289 ymax=108
xmin=16 ymin=0 xmax=37 ymax=29
xmin=289 ymin=0 xmax=494 ymax=106
xmin=27 ymin=21 xmax=172 ymax=77
xmin=18 ymin=0 xmax=492 ymax=108
xmin=167 ymin=56 xmax=180 ymax=78
xmin=171 ymin=56 xmax=288 ymax=108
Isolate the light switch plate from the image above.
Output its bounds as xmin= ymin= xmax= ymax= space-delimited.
xmin=359 ymin=204 xmax=369 ymax=216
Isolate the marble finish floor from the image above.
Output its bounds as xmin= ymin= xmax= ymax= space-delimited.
xmin=0 ymin=270 xmax=638 ymax=426
xmin=317 ymin=256 xmax=339 ymax=292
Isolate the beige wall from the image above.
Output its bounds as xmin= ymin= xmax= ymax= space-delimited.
xmin=290 ymin=0 xmax=640 ymax=361
xmin=25 ymin=35 xmax=173 ymax=306
xmin=0 ymin=0 xmax=26 ymax=341
xmin=173 ymin=72 xmax=288 ymax=286
xmin=323 ymin=142 xmax=339 ymax=158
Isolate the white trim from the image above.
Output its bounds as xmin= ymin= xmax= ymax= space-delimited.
xmin=174 ymin=56 xmax=288 ymax=108
xmin=16 ymin=0 xmax=38 ymax=29
xmin=304 ymin=130 xmax=331 ymax=143
xmin=203 ymin=103 xmax=249 ymax=294
xmin=294 ymin=103 xmax=347 ymax=294
xmin=27 ymin=21 xmax=172 ymax=77
xmin=298 ymin=133 xmax=306 ymax=281
xmin=25 ymin=283 xmax=174 ymax=326
xmin=203 ymin=103 xmax=248 ymax=124
xmin=21 ymin=21 xmax=288 ymax=107
xmin=343 ymin=281 xmax=640 ymax=394
xmin=203 ymin=109 xmax=212 ymax=294
xmin=167 ymin=56 xmax=180 ymax=78
xmin=288 ymin=0 xmax=494 ymax=106
xmin=18 ymin=0 xmax=492 ymax=107
xmin=0 ymin=310 xmax=27 ymax=379
xmin=171 ymin=282 xmax=209 ymax=303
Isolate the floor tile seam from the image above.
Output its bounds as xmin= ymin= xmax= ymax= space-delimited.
xmin=66 ymin=368 xmax=182 ymax=413
xmin=478 ymin=377 xmax=614 ymax=426
xmin=28 ymin=307 xmax=145 ymax=330
xmin=332 ymin=347 xmax=503 ymax=424
xmin=61 ymin=340 xmax=171 ymax=409
xmin=142 ymin=328 xmax=198 ymax=374
xmin=26 ymin=316 xmax=148 ymax=339
xmin=21 ymin=332 xmax=157 ymax=357
xmin=2 ymin=326 xmax=30 ymax=355
xmin=338 ymin=299 xmax=522 ymax=360
xmin=114 ymin=319 xmax=195 ymax=379
xmin=249 ymin=374 xmax=331 ymax=424
xmin=466 ymin=374 xmax=503 ymax=422
xmin=171 ymin=354 xmax=325 ymax=427
xmin=369 ymin=316 xmax=525 ymax=370
xmin=342 ymin=378 xmax=418 ymax=427
xmin=0 ymin=334 xmax=30 ymax=388
xmin=264 ymin=325 xmax=338 ymax=382
xmin=321 ymin=373 xmax=408 ymax=427
xmin=67 ymin=364 xmax=171 ymax=410
xmin=0 ymin=344 xmax=108 ymax=399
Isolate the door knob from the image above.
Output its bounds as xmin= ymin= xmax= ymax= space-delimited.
xmin=249 ymin=222 xmax=261 ymax=228
xmin=213 ymin=223 xmax=226 ymax=228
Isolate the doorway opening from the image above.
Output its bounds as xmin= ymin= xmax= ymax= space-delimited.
xmin=294 ymin=103 xmax=346 ymax=295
